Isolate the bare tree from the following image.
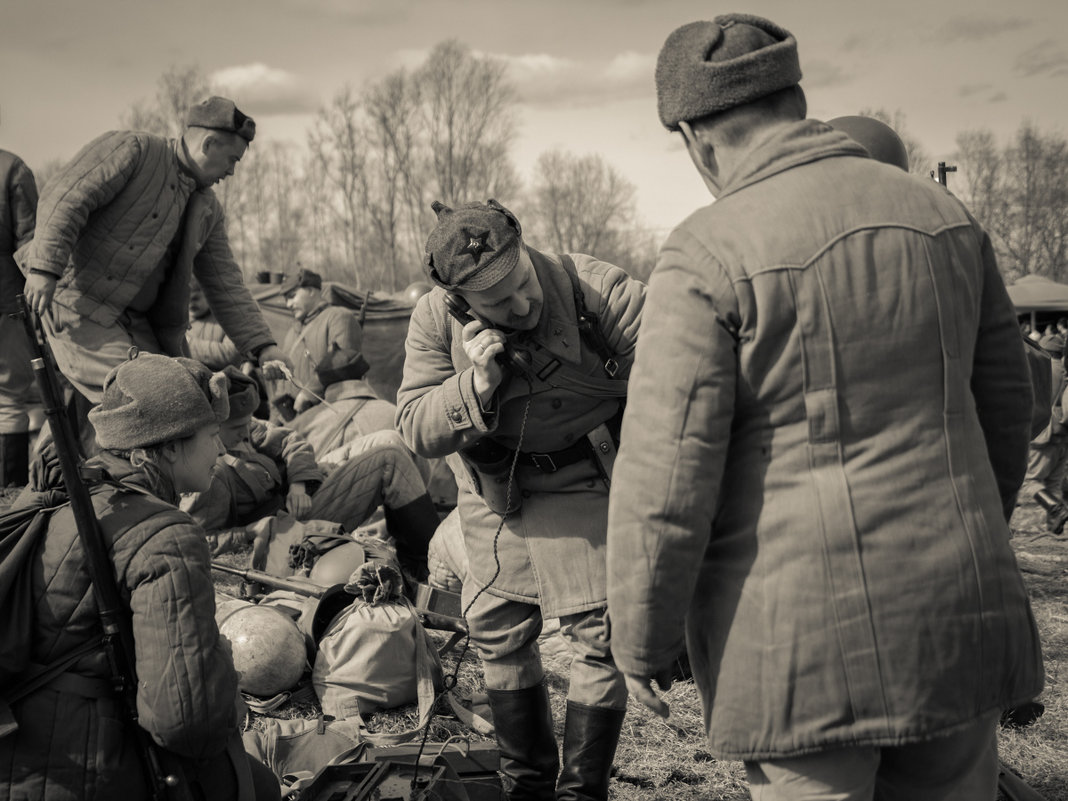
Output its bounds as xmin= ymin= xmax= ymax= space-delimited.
xmin=858 ymin=108 xmax=932 ymax=176
xmin=955 ymin=122 xmax=1068 ymax=283
xmin=306 ymin=86 xmax=370 ymax=286
xmin=362 ymin=71 xmax=421 ymax=290
xmin=123 ymin=65 xmax=214 ymax=138
xmin=523 ymin=149 xmax=657 ymax=281
xmin=527 ymin=150 xmax=635 ymax=254
xmin=414 ymin=41 xmax=520 ymax=207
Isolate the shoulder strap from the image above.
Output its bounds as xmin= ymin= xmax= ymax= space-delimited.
xmin=559 ymin=255 xmax=620 ymax=378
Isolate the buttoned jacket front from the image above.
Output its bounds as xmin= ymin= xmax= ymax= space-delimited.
xmin=397 ymin=248 xmax=644 ymax=615
xmin=15 ymin=131 xmax=273 ymax=357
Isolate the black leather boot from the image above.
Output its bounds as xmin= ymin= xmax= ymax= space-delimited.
xmin=0 ymin=432 xmax=29 ymax=488
xmin=383 ymin=493 xmax=441 ymax=582
xmin=485 ymin=683 xmax=560 ymax=801
xmin=555 ymin=701 xmax=625 ymax=801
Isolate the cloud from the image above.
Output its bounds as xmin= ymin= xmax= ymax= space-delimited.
xmin=802 ymin=59 xmax=851 ymax=89
xmin=1014 ymin=39 xmax=1068 ymax=77
xmin=497 ymin=50 xmax=655 ymax=107
xmin=988 ymin=91 xmax=1008 ymax=103
xmin=209 ymin=63 xmax=320 ymax=115
xmin=393 ymin=47 xmax=655 ymax=108
xmin=277 ymin=0 xmax=416 ymax=23
xmin=958 ymin=82 xmax=993 ymax=98
xmin=931 ymin=15 xmax=1030 ymax=43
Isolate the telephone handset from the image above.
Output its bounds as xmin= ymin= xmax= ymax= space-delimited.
xmin=444 ymin=292 xmax=533 ymax=377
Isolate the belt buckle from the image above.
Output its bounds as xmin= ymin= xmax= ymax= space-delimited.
xmin=529 ymin=452 xmax=557 ymax=473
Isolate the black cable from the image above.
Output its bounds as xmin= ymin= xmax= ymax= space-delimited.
xmin=409 ymin=380 xmax=535 ymax=792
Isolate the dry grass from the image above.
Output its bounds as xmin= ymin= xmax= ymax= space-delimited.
xmin=4 ymin=485 xmax=1065 ymax=799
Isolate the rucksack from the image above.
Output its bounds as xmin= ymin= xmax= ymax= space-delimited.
xmin=0 ymin=494 xmax=64 ymax=682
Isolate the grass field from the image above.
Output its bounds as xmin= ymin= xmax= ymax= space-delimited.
xmin=4 ymin=484 xmax=1066 ymax=799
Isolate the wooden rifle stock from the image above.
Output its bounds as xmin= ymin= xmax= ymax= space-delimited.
xmin=210 ymin=562 xmax=468 ymax=634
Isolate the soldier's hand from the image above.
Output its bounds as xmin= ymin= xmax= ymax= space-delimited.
xmin=461 ymin=319 xmax=506 ymax=403
xmin=24 ymin=272 xmax=58 ymax=317
xmin=258 ymin=345 xmax=292 ymax=381
xmin=624 ymin=669 xmax=673 ymax=719
xmin=286 ymin=482 xmax=312 ymax=520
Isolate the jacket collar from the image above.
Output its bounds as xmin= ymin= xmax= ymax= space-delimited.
xmin=299 ymin=301 xmax=331 ymax=327
xmin=717 ymin=119 xmax=870 ymax=201
xmin=173 ymin=138 xmax=205 ymax=190
xmin=324 ymin=379 xmax=378 ymax=403
xmin=517 ymin=246 xmax=583 ymax=366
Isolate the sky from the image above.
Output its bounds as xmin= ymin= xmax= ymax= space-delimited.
xmin=3 ymin=0 xmax=1068 ymax=240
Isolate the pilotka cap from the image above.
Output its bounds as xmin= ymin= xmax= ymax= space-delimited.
xmin=424 ymin=199 xmax=524 ymax=292
xmin=186 ymin=96 xmax=256 ymax=142
xmin=655 ymin=14 xmax=801 ymax=131
xmin=89 ymin=353 xmax=229 ymax=450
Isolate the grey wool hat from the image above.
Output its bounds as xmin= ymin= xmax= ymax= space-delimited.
xmin=89 ymin=353 xmax=229 ymax=450
xmin=424 ymin=199 xmax=524 ymax=291
xmin=655 ymin=14 xmax=802 ymax=131
xmin=186 ymin=95 xmax=256 ymax=142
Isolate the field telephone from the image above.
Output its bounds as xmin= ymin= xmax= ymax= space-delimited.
xmin=443 ymin=292 xmax=534 ymax=377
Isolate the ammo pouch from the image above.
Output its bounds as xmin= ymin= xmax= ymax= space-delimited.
xmin=458 ymin=438 xmax=521 ymax=515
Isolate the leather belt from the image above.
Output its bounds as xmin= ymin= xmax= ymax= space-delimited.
xmin=517 ymin=437 xmax=594 ymax=473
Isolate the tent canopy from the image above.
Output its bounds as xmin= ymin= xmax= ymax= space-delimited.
xmin=251 ymin=281 xmax=416 ymax=403
xmin=1007 ymin=274 xmax=1068 ymax=313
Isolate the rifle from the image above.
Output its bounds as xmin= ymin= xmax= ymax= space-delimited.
xmin=210 ymin=562 xmax=468 ymax=636
xmin=14 ymin=295 xmax=188 ymax=800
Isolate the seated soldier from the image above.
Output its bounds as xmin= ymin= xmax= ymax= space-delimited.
xmin=290 ymin=348 xmax=458 ymax=509
xmin=289 ymin=347 xmax=390 ymax=457
xmin=181 ymin=366 xmax=440 ymax=580
xmin=273 ymin=268 xmax=364 ymax=418
xmin=0 ymin=353 xmax=279 ymax=801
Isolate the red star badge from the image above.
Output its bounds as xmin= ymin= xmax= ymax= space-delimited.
xmin=458 ymin=229 xmax=495 ymax=264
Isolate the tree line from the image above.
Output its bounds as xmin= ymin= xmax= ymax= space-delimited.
xmin=108 ymin=42 xmax=658 ymax=293
xmin=36 ymin=43 xmax=1067 ymax=290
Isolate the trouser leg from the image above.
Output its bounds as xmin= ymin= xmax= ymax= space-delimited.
xmin=312 ymin=430 xmax=437 ymax=576
xmin=555 ymin=608 xmax=627 ymax=801
xmin=743 ymin=712 xmax=999 ymax=801
xmin=464 ymin=590 xmax=558 ymax=800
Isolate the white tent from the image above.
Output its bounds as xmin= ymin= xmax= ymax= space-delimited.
xmin=1006 ymin=274 xmax=1068 ymax=330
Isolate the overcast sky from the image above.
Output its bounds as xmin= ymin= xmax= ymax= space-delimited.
xmin=3 ymin=0 xmax=1067 ymax=238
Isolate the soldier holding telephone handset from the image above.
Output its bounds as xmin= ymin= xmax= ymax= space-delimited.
xmin=396 ymin=199 xmax=645 ymax=800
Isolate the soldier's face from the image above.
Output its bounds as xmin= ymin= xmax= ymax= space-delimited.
xmin=194 ymin=133 xmax=247 ymax=187
xmin=465 ymin=249 xmax=544 ymax=331
xmin=167 ymin=425 xmax=225 ymax=494
xmin=286 ymin=287 xmax=320 ymax=321
xmin=220 ymin=417 xmax=252 ymax=450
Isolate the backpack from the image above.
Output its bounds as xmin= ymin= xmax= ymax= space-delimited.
xmin=310 ymin=562 xmax=442 ymax=733
xmin=0 ymin=492 xmax=99 ymax=738
xmin=0 ymin=493 xmax=70 ymax=684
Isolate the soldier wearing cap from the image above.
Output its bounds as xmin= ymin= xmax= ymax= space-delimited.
xmin=16 ymin=95 xmax=290 ymax=415
xmin=274 ymin=268 xmax=365 ymax=416
xmin=607 ymin=13 xmax=1041 ymax=800
xmin=396 ymin=199 xmax=645 ymax=800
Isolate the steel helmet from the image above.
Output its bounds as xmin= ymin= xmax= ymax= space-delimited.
xmin=402 ymin=281 xmax=433 ymax=304
xmin=828 ymin=115 xmax=910 ymax=171
xmin=219 ymin=604 xmax=307 ymax=696
xmin=309 ymin=541 xmax=367 ymax=588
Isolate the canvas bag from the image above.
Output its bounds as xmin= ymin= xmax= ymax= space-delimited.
xmin=247 ymin=512 xmax=349 ymax=577
xmin=311 ymin=562 xmax=442 ymax=738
